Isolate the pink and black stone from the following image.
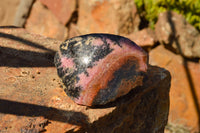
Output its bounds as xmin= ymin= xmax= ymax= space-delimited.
xmin=54 ymin=34 xmax=148 ymax=106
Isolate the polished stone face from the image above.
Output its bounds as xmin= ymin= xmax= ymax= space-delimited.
xmin=54 ymin=34 xmax=148 ymax=106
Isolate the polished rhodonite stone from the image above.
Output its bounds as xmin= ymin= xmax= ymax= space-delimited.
xmin=54 ymin=34 xmax=148 ymax=106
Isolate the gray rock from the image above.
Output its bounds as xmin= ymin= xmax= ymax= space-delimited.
xmin=155 ymin=11 xmax=200 ymax=58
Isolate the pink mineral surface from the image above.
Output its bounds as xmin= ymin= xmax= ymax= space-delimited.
xmin=54 ymin=34 xmax=148 ymax=106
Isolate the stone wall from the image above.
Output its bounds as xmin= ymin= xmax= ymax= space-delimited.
xmin=0 ymin=0 xmax=200 ymax=132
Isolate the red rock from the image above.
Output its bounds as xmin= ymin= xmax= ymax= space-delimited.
xmin=39 ymin=0 xmax=76 ymax=25
xmin=0 ymin=27 xmax=170 ymax=132
xmin=25 ymin=0 xmax=68 ymax=41
xmin=155 ymin=11 xmax=200 ymax=58
xmin=77 ymin=0 xmax=140 ymax=35
xmin=126 ymin=28 xmax=157 ymax=48
xmin=149 ymin=45 xmax=200 ymax=132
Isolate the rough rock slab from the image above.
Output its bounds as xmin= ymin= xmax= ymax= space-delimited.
xmin=150 ymin=45 xmax=200 ymax=132
xmin=155 ymin=11 xmax=200 ymax=58
xmin=25 ymin=0 xmax=68 ymax=41
xmin=77 ymin=0 xmax=140 ymax=35
xmin=0 ymin=27 xmax=170 ymax=133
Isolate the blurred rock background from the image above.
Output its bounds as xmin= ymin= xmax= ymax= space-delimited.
xmin=0 ymin=0 xmax=199 ymax=132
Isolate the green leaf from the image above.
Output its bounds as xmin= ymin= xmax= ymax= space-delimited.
xmin=134 ymin=0 xmax=200 ymax=31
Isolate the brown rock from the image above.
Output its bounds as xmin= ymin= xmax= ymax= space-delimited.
xmin=39 ymin=0 xmax=76 ymax=25
xmin=0 ymin=0 xmax=21 ymax=26
xmin=77 ymin=0 xmax=140 ymax=35
xmin=155 ymin=11 xmax=200 ymax=58
xmin=25 ymin=0 xmax=68 ymax=41
xmin=149 ymin=45 xmax=200 ymax=132
xmin=131 ymin=1 xmax=141 ymax=33
xmin=0 ymin=27 xmax=170 ymax=132
xmin=126 ymin=28 xmax=157 ymax=48
xmin=14 ymin=0 xmax=35 ymax=27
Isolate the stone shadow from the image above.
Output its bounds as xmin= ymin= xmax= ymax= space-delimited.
xmin=0 ymin=99 xmax=89 ymax=126
xmin=166 ymin=11 xmax=200 ymax=131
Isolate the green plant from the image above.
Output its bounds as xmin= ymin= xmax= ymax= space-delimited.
xmin=134 ymin=0 xmax=200 ymax=31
